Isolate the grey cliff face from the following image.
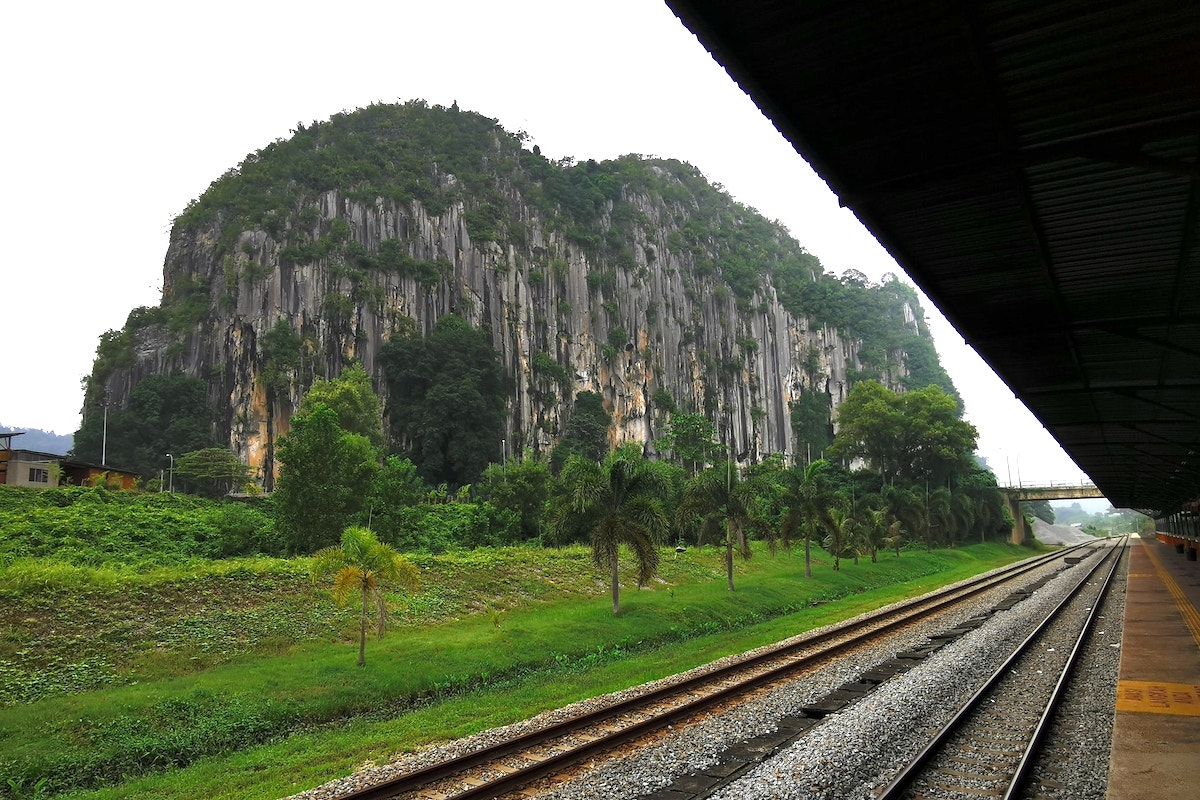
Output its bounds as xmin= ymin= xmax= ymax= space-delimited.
xmin=104 ymin=175 xmax=914 ymax=483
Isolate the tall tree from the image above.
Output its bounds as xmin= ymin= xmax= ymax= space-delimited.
xmin=173 ymin=447 xmax=250 ymax=497
xmin=300 ymin=362 xmax=384 ymax=446
xmin=381 ymin=315 xmax=507 ymax=488
xmin=550 ymin=391 xmax=613 ymax=473
xmin=73 ymin=373 xmax=216 ymax=480
xmin=789 ymin=389 xmax=833 ymax=462
xmin=275 ymin=404 xmax=379 ymax=553
xmin=476 ymin=453 xmax=551 ymax=542
xmin=677 ymin=462 xmax=773 ymax=591
xmin=827 ymin=381 xmax=977 ymax=485
xmin=548 ymin=448 xmax=669 ymax=614
xmin=779 ymin=459 xmax=839 ymax=578
xmin=312 ymin=526 xmax=419 ymax=667
xmin=358 ymin=455 xmax=429 ymax=542
xmin=959 ymin=466 xmax=1009 ymax=543
xmin=657 ymin=412 xmax=722 ymax=476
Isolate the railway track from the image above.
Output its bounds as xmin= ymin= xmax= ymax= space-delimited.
xmin=324 ymin=543 xmax=1099 ymax=800
xmin=875 ymin=537 xmax=1126 ymax=800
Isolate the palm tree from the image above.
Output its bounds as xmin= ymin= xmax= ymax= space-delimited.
xmin=958 ymin=468 xmax=1007 ymax=543
xmin=550 ymin=449 xmax=669 ymax=614
xmin=887 ymin=516 xmax=903 ymax=556
xmin=857 ymin=505 xmax=890 ymax=563
xmin=883 ymin=484 xmax=926 ymax=556
xmin=312 ymin=526 xmax=420 ymax=666
xmin=949 ymin=491 xmax=976 ymax=546
xmin=780 ymin=460 xmax=838 ymax=578
xmin=677 ymin=461 xmax=773 ymax=591
xmin=927 ymin=486 xmax=953 ymax=550
xmin=824 ymin=505 xmax=857 ymax=570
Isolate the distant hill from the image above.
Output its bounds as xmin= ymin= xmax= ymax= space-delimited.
xmin=0 ymin=426 xmax=73 ymax=455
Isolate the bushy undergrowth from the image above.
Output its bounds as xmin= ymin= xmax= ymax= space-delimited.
xmin=0 ymin=486 xmax=279 ymax=566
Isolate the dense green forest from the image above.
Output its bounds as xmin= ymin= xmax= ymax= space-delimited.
xmin=65 ymin=366 xmax=1008 ymax=563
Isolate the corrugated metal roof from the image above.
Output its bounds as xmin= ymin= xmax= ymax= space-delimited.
xmin=667 ymin=0 xmax=1200 ymax=516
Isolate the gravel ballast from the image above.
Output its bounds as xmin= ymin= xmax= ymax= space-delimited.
xmin=287 ymin=547 xmax=1125 ymax=800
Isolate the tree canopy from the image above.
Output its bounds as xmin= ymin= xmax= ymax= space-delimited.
xmin=657 ymin=412 xmax=722 ymax=476
xmin=827 ymin=381 xmax=977 ymax=485
xmin=299 ymin=363 xmax=384 ymax=446
xmin=73 ymin=374 xmax=217 ymax=480
xmin=550 ymin=391 xmax=613 ymax=473
xmin=173 ymin=448 xmax=251 ymax=497
xmin=380 ymin=314 xmax=508 ymax=488
xmin=274 ymin=404 xmax=378 ymax=553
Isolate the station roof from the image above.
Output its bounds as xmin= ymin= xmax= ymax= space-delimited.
xmin=667 ymin=0 xmax=1200 ymax=516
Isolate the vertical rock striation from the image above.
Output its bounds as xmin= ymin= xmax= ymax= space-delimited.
xmin=86 ymin=103 xmax=934 ymax=485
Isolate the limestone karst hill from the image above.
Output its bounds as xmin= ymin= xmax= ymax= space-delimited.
xmin=76 ymin=101 xmax=955 ymax=486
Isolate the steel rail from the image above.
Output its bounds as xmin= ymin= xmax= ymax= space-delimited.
xmin=875 ymin=537 xmax=1125 ymax=799
xmin=1002 ymin=537 xmax=1126 ymax=799
xmin=339 ymin=541 xmax=1096 ymax=800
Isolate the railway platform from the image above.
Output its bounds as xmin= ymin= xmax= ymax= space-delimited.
xmin=1107 ymin=533 xmax=1200 ymax=800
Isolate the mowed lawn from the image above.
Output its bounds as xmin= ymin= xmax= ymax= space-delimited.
xmin=0 ymin=542 xmax=1035 ymax=799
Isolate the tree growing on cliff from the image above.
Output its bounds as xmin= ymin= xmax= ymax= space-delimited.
xmin=789 ymin=390 xmax=833 ymax=463
xmin=550 ymin=391 xmax=612 ymax=473
xmin=380 ymin=315 xmax=507 ymax=488
xmin=657 ymin=412 xmax=722 ymax=476
xmin=299 ymin=363 xmax=384 ymax=446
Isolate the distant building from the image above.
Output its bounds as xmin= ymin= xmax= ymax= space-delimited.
xmin=1 ymin=432 xmax=139 ymax=490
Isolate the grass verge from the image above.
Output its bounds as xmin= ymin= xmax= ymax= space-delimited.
xmin=0 ymin=542 xmax=1037 ymax=800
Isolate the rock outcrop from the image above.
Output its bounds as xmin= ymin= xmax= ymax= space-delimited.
xmin=86 ymin=103 xmax=939 ymax=486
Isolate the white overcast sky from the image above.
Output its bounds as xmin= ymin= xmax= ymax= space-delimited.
xmin=0 ymin=0 xmax=1094 ymax=489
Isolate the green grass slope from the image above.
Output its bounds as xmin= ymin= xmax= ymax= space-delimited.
xmin=0 ymin=522 xmax=1031 ymax=800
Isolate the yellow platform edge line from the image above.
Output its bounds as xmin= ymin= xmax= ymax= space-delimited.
xmin=1116 ymin=680 xmax=1200 ymax=716
xmin=1140 ymin=543 xmax=1200 ymax=652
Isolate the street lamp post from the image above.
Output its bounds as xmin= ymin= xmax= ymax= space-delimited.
xmin=166 ymin=453 xmax=174 ymax=493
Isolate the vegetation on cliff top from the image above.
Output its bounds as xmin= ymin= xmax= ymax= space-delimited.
xmin=94 ymin=101 xmax=954 ymax=398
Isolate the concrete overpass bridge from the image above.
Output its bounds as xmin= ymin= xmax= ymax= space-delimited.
xmin=999 ymin=483 xmax=1106 ymax=544
xmin=1004 ymin=483 xmax=1105 ymax=502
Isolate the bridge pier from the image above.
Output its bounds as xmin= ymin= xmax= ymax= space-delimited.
xmin=1005 ymin=492 xmax=1029 ymax=545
